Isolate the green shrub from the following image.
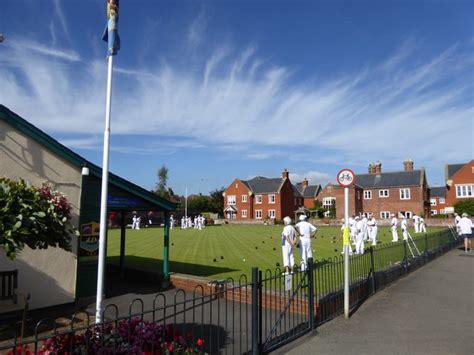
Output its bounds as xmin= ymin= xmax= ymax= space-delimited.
xmin=454 ymin=199 xmax=474 ymax=216
xmin=0 ymin=178 xmax=77 ymax=260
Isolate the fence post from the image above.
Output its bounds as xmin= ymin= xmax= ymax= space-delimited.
xmin=369 ymin=247 xmax=376 ymax=294
xmin=251 ymin=267 xmax=260 ymax=355
xmin=403 ymin=241 xmax=408 ymax=276
xmin=307 ymin=258 xmax=315 ymax=330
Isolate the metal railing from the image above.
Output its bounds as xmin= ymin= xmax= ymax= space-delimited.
xmin=0 ymin=230 xmax=459 ymax=354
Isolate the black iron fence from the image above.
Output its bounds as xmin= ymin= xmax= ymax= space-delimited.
xmin=0 ymin=230 xmax=459 ymax=354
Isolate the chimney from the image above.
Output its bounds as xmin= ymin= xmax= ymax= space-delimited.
xmin=282 ymin=169 xmax=289 ymax=179
xmin=403 ymin=159 xmax=414 ymax=172
xmin=303 ymin=178 xmax=309 ymax=188
xmin=373 ymin=161 xmax=382 ymax=174
xmin=368 ymin=163 xmax=374 ymax=174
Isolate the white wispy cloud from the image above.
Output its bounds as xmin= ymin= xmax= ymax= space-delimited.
xmin=290 ymin=171 xmax=331 ymax=185
xmin=1 ymin=33 xmax=472 ymax=172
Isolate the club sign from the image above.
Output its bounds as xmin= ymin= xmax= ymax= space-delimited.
xmin=337 ymin=169 xmax=356 ymax=187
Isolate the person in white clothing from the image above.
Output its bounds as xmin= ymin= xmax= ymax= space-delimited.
xmin=459 ymin=213 xmax=473 ymax=252
xmin=367 ymin=214 xmax=378 ymax=246
xmin=349 ymin=216 xmax=357 ymax=245
xmin=295 ymin=215 xmax=317 ymax=271
xmin=362 ymin=214 xmax=368 ymax=241
xmin=169 ymin=214 xmax=174 ymax=229
xmin=201 ymin=216 xmax=206 ymax=228
xmin=281 ymin=216 xmax=298 ymax=274
xmin=132 ymin=215 xmax=137 ymax=229
xmin=413 ymin=214 xmax=420 ymax=233
xmin=419 ymin=217 xmax=426 ymax=233
xmin=391 ymin=214 xmax=399 ymax=242
xmin=454 ymin=213 xmax=462 ymax=236
xmin=135 ymin=216 xmax=141 ymax=230
xmin=401 ymin=214 xmax=408 ymax=241
xmin=354 ymin=216 xmax=365 ymax=254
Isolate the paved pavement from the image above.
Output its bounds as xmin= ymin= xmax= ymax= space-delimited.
xmin=274 ymin=248 xmax=474 ymax=355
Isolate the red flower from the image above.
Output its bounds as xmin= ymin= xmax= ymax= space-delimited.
xmin=167 ymin=342 xmax=174 ymax=352
xmin=196 ymin=338 xmax=204 ymax=347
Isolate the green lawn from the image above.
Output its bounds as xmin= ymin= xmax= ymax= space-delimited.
xmin=107 ymin=224 xmax=446 ymax=282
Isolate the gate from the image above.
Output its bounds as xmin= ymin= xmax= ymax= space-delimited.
xmin=253 ymin=259 xmax=315 ymax=354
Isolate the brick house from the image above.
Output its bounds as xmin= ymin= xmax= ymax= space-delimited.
xmin=429 ymin=187 xmax=447 ymax=216
xmin=317 ymin=160 xmax=430 ymax=219
xmin=294 ymin=178 xmax=322 ymax=209
xmin=444 ymin=160 xmax=474 ymax=214
xmin=223 ymin=169 xmax=302 ymax=221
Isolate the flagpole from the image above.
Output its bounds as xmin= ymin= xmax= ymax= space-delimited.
xmin=96 ymin=54 xmax=114 ymax=323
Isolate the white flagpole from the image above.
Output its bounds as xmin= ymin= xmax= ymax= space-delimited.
xmin=96 ymin=54 xmax=114 ymax=323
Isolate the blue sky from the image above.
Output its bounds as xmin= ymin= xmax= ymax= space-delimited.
xmin=1 ymin=0 xmax=473 ymax=195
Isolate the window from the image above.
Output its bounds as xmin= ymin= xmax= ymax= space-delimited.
xmin=227 ymin=195 xmax=236 ymax=205
xmin=242 ymin=209 xmax=247 ymax=218
xmin=400 ymin=188 xmax=411 ymax=200
xmin=268 ymin=209 xmax=276 ymax=219
xmin=440 ymin=209 xmax=447 ymax=215
xmin=364 ymin=191 xmax=372 ymax=199
xmin=400 ymin=211 xmax=412 ymax=218
xmin=242 ymin=194 xmax=248 ymax=203
xmin=255 ymin=210 xmax=262 ymax=219
xmin=379 ymin=190 xmax=389 ymax=197
xmin=455 ymin=184 xmax=473 ymax=198
xmin=439 ymin=198 xmax=445 ymax=204
xmin=322 ymin=197 xmax=335 ymax=208
xmin=380 ymin=211 xmax=390 ymax=219
xmin=268 ymin=194 xmax=276 ymax=204
xmin=431 ymin=210 xmax=438 ymax=216
xmin=255 ymin=195 xmax=263 ymax=204
xmin=430 ymin=198 xmax=437 ymax=206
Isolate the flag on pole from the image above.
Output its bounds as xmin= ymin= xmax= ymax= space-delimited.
xmin=102 ymin=0 xmax=120 ymax=55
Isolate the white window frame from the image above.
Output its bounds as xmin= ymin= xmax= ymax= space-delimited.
xmin=268 ymin=209 xmax=276 ymax=219
xmin=227 ymin=195 xmax=236 ymax=206
xmin=401 ymin=211 xmax=412 ymax=218
xmin=364 ymin=190 xmax=372 ymax=199
xmin=455 ymin=184 xmax=473 ymax=198
xmin=322 ymin=197 xmax=335 ymax=209
xmin=242 ymin=209 xmax=247 ymax=218
xmin=255 ymin=210 xmax=262 ymax=219
xmin=439 ymin=198 xmax=445 ymax=204
xmin=430 ymin=198 xmax=437 ymax=206
xmin=399 ymin=188 xmax=411 ymax=200
xmin=440 ymin=209 xmax=447 ymax=215
xmin=268 ymin=194 xmax=276 ymax=204
xmin=431 ymin=210 xmax=437 ymax=216
xmin=255 ymin=195 xmax=263 ymax=204
xmin=241 ymin=194 xmax=248 ymax=203
xmin=379 ymin=190 xmax=389 ymax=198
xmin=380 ymin=211 xmax=390 ymax=219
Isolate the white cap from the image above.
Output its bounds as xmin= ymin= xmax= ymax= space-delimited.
xmin=299 ymin=215 xmax=307 ymax=221
xmin=391 ymin=213 xmax=395 ymax=217
xmin=283 ymin=216 xmax=292 ymax=225
xmin=462 ymin=213 xmax=468 ymax=217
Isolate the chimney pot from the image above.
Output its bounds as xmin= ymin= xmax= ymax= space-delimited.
xmin=282 ymin=169 xmax=289 ymax=179
xmin=303 ymin=178 xmax=309 ymax=188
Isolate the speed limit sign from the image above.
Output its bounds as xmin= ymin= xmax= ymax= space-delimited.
xmin=337 ymin=169 xmax=356 ymax=187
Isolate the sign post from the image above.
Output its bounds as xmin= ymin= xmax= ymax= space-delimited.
xmin=337 ymin=168 xmax=356 ymax=319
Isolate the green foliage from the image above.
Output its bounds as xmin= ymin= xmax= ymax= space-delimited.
xmin=0 ymin=178 xmax=76 ymax=260
xmin=311 ymin=200 xmax=325 ymax=218
xmin=454 ymin=199 xmax=474 ymax=216
xmin=329 ymin=204 xmax=336 ymax=219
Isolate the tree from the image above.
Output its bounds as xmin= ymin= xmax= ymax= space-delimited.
xmin=454 ymin=199 xmax=474 ymax=216
xmin=311 ymin=200 xmax=325 ymax=218
xmin=155 ymin=165 xmax=170 ymax=199
xmin=0 ymin=178 xmax=77 ymax=260
xmin=209 ymin=187 xmax=225 ymax=213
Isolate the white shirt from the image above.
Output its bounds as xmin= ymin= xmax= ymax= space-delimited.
xmin=413 ymin=215 xmax=420 ymax=224
xmin=391 ymin=217 xmax=398 ymax=227
xmin=401 ymin=219 xmax=407 ymax=230
xmin=282 ymin=225 xmax=297 ymax=245
xmin=296 ymin=221 xmax=317 ymax=239
xmin=355 ymin=220 xmax=364 ymax=233
xmin=459 ymin=217 xmax=473 ymax=234
xmin=368 ymin=218 xmax=377 ymax=227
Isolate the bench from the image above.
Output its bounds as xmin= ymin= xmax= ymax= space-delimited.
xmin=0 ymin=269 xmax=18 ymax=303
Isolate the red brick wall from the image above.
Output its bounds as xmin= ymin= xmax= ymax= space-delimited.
xmin=446 ymin=160 xmax=474 ymax=209
xmin=223 ymin=179 xmax=252 ymax=220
